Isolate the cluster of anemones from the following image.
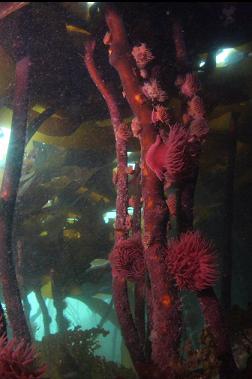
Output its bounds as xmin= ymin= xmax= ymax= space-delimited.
xmin=0 ymin=336 xmax=46 ymax=378
xmin=131 ymin=43 xmax=172 ymax=144
xmin=178 ymin=71 xmax=209 ymax=144
xmin=131 ymin=44 xmax=208 ymax=187
xmin=175 ymin=66 xmax=209 ymax=146
xmin=109 ymin=235 xmax=145 ymax=282
xmin=165 ymin=231 xmax=219 ymax=291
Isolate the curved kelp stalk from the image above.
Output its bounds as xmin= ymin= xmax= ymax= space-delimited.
xmin=104 ymin=6 xmax=181 ymax=378
xmin=26 ymin=107 xmax=55 ymax=143
xmin=172 ymin=20 xmax=237 ymax=378
xmin=0 ymin=55 xmax=31 ymax=343
xmin=0 ymin=2 xmax=29 ymax=20
xmin=84 ymin=39 xmax=145 ymax=371
xmin=34 ymin=288 xmax=51 ymax=337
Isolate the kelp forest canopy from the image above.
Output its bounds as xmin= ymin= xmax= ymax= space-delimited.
xmin=0 ymin=2 xmax=251 ymax=379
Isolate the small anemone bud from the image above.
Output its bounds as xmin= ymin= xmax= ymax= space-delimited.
xmin=126 ymin=166 xmax=135 ymax=175
xmin=166 ymin=193 xmax=176 ymax=217
xmin=181 ymin=72 xmax=200 ymax=98
xmin=175 ymin=75 xmax=185 ymax=88
xmin=152 ymin=105 xmax=171 ymax=124
xmin=182 ymin=113 xmax=192 ymax=126
xmin=140 ymin=68 xmax=148 ymax=79
xmin=103 ymin=31 xmax=112 ymax=45
xmin=189 ymin=118 xmax=209 ymax=142
xmin=131 ymin=117 xmax=142 ymax=138
xmin=112 ymin=168 xmax=118 ymax=186
xmin=131 ymin=43 xmax=154 ymax=69
xmin=188 ymin=96 xmax=205 ymax=119
xmin=126 ymin=214 xmax=132 ymax=230
xmin=142 ymin=78 xmax=168 ymax=102
xmin=128 ymin=197 xmax=135 ymax=207
xmin=116 ymin=123 xmax=132 ymax=141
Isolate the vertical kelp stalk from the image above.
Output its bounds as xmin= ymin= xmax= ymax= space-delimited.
xmin=0 ymin=56 xmax=31 ymax=343
xmin=84 ymin=39 xmax=145 ymax=369
xmin=172 ymin=21 xmax=188 ymax=70
xmin=197 ymin=288 xmax=237 ymax=378
xmin=16 ymin=239 xmax=32 ymax=333
xmin=0 ymin=302 xmax=7 ymax=337
xmin=105 ymin=6 xmax=181 ymax=377
xmin=97 ymin=297 xmax=113 ymax=328
xmin=172 ymin=20 xmax=237 ymax=378
xmin=132 ymin=164 xmax=141 ymax=235
xmin=132 ymin=165 xmax=145 ymax=349
xmin=134 ymin=282 xmax=145 ymax=352
xmin=172 ymin=20 xmax=198 ymax=235
xmin=50 ymin=269 xmax=69 ymax=333
xmin=221 ymin=112 xmax=239 ymax=312
xmin=35 ymin=289 xmax=51 ymax=337
xmin=84 ymin=39 xmax=129 ymax=242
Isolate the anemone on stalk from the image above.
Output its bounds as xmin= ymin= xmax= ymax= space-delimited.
xmin=116 ymin=122 xmax=132 ymax=141
xmin=109 ymin=234 xmax=145 ymax=282
xmin=164 ymin=124 xmax=190 ymax=183
xmin=131 ymin=43 xmax=154 ymax=69
xmin=146 ymin=124 xmax=190 ymax=185
xmin=151 ymin=105 xmax=171 ymax=124
xmin=142 ymin=78 xmax=168 ymax=102
xmin=166 ymin=231 xmax=219 ymax=291
xmin=0 ymin=336 xmax=46 ymax=378
xmin=180 ymin=72 xmax=200 ymax=98
xmin=188 ymin=96 xmax=205 ymax=119
xmin=189 ymin=117 xmax=209 ymax=142
xmin=166 ymin=193 xmax=177 ymax=217
xmin=131 ymin=117 xmax=142 ymax=138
